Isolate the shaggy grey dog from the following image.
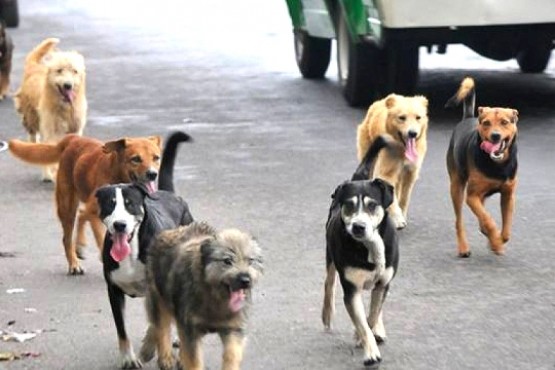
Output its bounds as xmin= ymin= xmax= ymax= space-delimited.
xmin=139 ymin=221 xmax=263 ymax=370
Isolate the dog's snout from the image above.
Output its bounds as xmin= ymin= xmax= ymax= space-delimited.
xmin=237 ymin=273 xmax=251 ymax=289
xmin=146 ymin=170 xmax=158 ymax=181
xmin=113 ymin=221 xmax=127 ymax=233
xmin=490 ymin=132 xmax=501 ymax=143
xmin=408 ymin=130 xmax=418 ymax=139
xmin=63 ymin=82 xmax=72 ymax=90
xmin=352 ymin=222 xmax=366 ymax=236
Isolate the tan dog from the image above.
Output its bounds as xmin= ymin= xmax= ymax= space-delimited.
xmin=14 ymin=38 xmax=87 ymax=182
xmin=8 ymin=134 xmax=162 ymax=274
xmin=356 ymin=94 xmax=429 ymax=229
xmin=140 ymin=222 xmax=263 ymax=370
xmin=446 ymin=78 xmax=518 ymax=257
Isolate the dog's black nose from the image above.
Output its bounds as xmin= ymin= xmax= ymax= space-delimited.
xmin=146 ymin=170 xmax=158 ymax=181
xmin=63 ymin=82 xmax=72 ymax=90
xmin=408 ymin=130 xmax=417 ymax=139
xmin=352 ymin=222 xmax=366 ymax=236
xmin=237 ymin=273 xmax=251 ymax=289
xmin=113 ymin=221 xmax=127 ymax=233
xmin=490 ymin=132 xmax=501 ymax=143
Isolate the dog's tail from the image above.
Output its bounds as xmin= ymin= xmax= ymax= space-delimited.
xmin=158 ymin=131 xmax=193 ymax=192
xmin=445 ymin=77 xmax=475 ymax=119
xmin=351 ymin=135 xmax=388 ymax=181
xmin=25 ymin=37 xmax=60 ymax=66
xmin=8 ymin=135 xmax=75 ymax=165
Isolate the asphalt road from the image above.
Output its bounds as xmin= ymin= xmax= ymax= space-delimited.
xmin=1 ymin=1 xmax=555 ymax=369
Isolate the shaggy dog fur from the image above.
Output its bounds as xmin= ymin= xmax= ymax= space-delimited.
xmin=445 ymin=77 xmax=519 ymax=257
xmin=356 ymin=93 xmax=429 ymax=229
xmin=139 ymin=222 xmax=263 ymax=370
xmin=0 ymin=21 xmax=13 ymax=100
xmin=14 ymin=37 xmax=87 ymax=182
xmin=8 ymin=134 xmax=162 ymax=275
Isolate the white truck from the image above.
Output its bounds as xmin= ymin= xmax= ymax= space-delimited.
xmin=285 ymin=0 xmax=555 ymax=106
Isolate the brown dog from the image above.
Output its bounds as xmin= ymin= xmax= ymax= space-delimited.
xmin=9 ymin=134 xmax=162 ymax=274
xmin=445 ymin=77 xmax=518 ymax=257
xmin=14 ymin=38 xmax=87 ymax=182
xmin=356 ymin=93 xmax=429 ymax=229
xmin=0 ymin=20 xmax=13 ymax=100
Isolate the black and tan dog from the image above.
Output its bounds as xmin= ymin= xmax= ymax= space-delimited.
xmin=139 ymin=221 xmax=263 ymax=370
xmin=0 ymin=20 xmax=13 ymax=100
xmin=322 ymin=136 xmax=399 ymax=368
xmin=445 ymin=77 xmax=518 ymax=257
xmin=95 ymin=131 xmax=194 ymax=369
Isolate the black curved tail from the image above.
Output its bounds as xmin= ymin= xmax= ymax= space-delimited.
xmin=351 ymin=135 xmax=388 ymax=181
xmin=158 ymin=131 xmax=193 ymax=192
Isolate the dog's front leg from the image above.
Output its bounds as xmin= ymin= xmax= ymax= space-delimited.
xmin=178 ymin=326 xmax=203 ymax=370
xmin=500 ymin=183 xmax=516 ymax=243
xmin=368 ymin=285 xmax=389 ymax=343
xmin=107 ymin=284 xmax=142 ymax=369
xmin=220 ymin=331 xmax=245 ymax=370
xmin=322 ymin=259 xmax=337 ymax=330
xmin=344 ymin=289 xmax=381 ymax=366
xmin=466 ymin=193 xmax=503 ymax=254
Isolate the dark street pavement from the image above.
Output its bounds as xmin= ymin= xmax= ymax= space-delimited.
xmin=1 ymin=1 xmax=555 ymax=369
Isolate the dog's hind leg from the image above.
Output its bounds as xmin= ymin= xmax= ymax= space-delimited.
xmin=322 ymin=258 xmax=337 ymax=330
xmin=56 ymin=182 xmax=83 ymax=275
xmin=75 ymin=208 xmax=88 ymax=259
xmin=220 ymin=331 xmax=245 ymax=370
xmin=177 ymin=327 xmax=203 ymax=370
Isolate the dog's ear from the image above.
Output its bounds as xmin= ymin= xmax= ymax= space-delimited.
xmin=149 ymin=136 xmax=162 ymax=148
xmin=417 ymin=95 xmax=429 ymax=108
xmin=371 ymin=178 xmax=394 ymax=209
xmin=103 ymin=138 xmax=127 ymax=154
xmin=385 ymin=94 xmax=397 ymax=109
xmin=200 ymin=239 xmax=215 ymax=266
xmin=511 ymin=109 xmax=519 ymax=124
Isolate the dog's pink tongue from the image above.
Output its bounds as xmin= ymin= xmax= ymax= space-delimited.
xmin=229 ymin=289 xmax=246 ymax=313
xmin=146 ymin=181 xmax=157 ymax=194
xmin=405 ymin=138 xmax=418 ymax=163
xmin=63 ymin=89 xmax=75 ymax=103
xmin=480 ymin=141 xmax=501 ymax=154
xmin=110 ymin=233 xmax=131 ymax=262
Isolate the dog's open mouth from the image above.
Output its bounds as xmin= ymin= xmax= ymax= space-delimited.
xmin=130 ymin=173 xmax=157 ymax=194
xmin=398 ymin=133 xmax=418 ymax=163
xmin=480 ymin=138 xmax=508 ymax=160
xmin=110 ymin=232 xmax=133 ymax=262
xmin=228 ymin=286 xmax=247 ymax=313
xmin=57 ymin=85 xmax=76 ymax=103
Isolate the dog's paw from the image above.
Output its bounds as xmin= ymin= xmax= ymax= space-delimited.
xmin=119 ymin=353 xmax=142 ymax=369
xmin=76 ymin=245 xmax=86 ymax=260
xmin=41 ymin=177 xmax=54 ymax=183
xmin=67 ymin=265 xmax=85 ymax=275
xmin=390 ymin=214 xmax=407 ymax=230
xmin=157 ymin=354 xmax=175 ymax=370
xmin=371 ymin=323 xmax=386 ymax=344
xmin=363 ymin=354 xmax=382 ymax=368
xmin=458 ymin=251 xmax=471 ymax=258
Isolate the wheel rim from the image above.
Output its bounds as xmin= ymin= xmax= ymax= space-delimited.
xmin=337 ymin=16 xmax=350 ymax=86
xmin=294 ymin=32 xmax=305 ymax=65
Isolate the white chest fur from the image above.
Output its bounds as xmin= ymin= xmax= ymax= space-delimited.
xmin=110 ymin=237 xmax=146 ymax=297
xmin=344 ymin=266 xmax=394 ymax=291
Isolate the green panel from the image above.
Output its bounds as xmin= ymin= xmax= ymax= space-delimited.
xmin=340 ymin=0 xmax=369 ymax=38
xmin=285 ymin=0 xmax=305 ymax=28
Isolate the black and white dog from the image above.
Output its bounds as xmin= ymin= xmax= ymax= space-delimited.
xmin=95 ymin=131 xmax=194 ymax=369
xmin=322 ymin=136 xmax=400 ymax=368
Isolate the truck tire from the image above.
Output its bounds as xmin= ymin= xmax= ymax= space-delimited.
xmin=1 ymin=0 xmax=19 ymax=28
xmin=517 ymin=40 xmax=552 ymax=73
xmin=294 ymin=30 xmax=331 ymax=79
xmin=336 ymin=9 xmax=380 ymax=107
xmin=382 ymin=43 xmax=419 ymax=95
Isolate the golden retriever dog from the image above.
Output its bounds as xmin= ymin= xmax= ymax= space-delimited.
xmin=356 ymin=94 xmax=429 ymax=229
xmin=14 ymin=37 xmax=87 ymax=182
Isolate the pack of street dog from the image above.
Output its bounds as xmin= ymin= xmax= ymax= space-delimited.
xmin=2 ymin=36 xmax=523 ymax=370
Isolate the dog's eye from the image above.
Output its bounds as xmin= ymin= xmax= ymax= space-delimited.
xmin=111 ymin=198 xmax=116 ymax=205
xmin=366 ymin=202 xmax=377 ymax=212
xmin=501 ymin=120 xmax=509 ymax=126
xmin=416 ymin=115 xmax=421 ymax=120
xmin=124 ymin=199 xmax=130 ymax=205
xmin=398 ymin=115 xmax=407 ymax=122
xmin=153 ymin=155 xmax=160 ymax=162
xmin=482 ymin=120 xmax=491 ymax=127
xmin=223 ymin=257 xmax=233 ymax=266
xmin=130 ymin=156 xmax=142 ymax=164
xmin=72 ymin=69 xmax=78 ymax=74
xmin=56 ymin=68 xmax=63 ymax=74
